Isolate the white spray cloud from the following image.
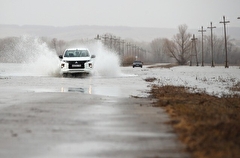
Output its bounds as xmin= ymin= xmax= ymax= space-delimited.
xmin=11 ymin=35 xmax=60 ymax=76
xmin=89 ymin=41 xmax=122 ymax=77
xmin=2 ymin=36 xmax=122 ymax=77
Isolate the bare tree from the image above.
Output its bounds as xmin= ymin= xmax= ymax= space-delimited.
xmin=150 ymin=38 xmax=170 ymax=62
xmin=163 ymin=24 xmax=192 ymax=65
xmin=58 ymin=40 xmax=66 ymax=55
xmin=200 ymin=34 xmax=240 ymax=65
xmin=51 ymin=38 xmax=58 ymax=51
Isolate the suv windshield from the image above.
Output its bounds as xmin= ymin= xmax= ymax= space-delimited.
xmin=134 ymin=61 xmax=142 ymax=63
xmin=64 ymin=50 xmax=89 ymax=57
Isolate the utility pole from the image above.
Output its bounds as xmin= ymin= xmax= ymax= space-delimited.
xmin=102 ymin=34 xmax=108 ymax=46
xmin=190 ymin=41 xmax=193 ymax=66
xmin=109 ymin=35 xmax=113 ymax=50
xmin=191 ymin=34 xmax=198 ymax=66
xmin=220 ymin=16 xmax=230 ymax=68
xmin=113 ymin=36 xmax=118 ymax=52
xmin=121 ymin=40 xmax=125 ymax=56
xmin=94 ymin=34 xmax=101 ymax=40
xmin=133 ymin=45 xmax=137 ymax=59
xmin=117 ymin=37 xmax=121 ymax=55
xmin=207 ymin=22 xmax=216 ymax=67
xmin=137 ymin=47 xmax=140 ymax=59
xmin=144 ymin=49 xmax=147 ymax=62
xmin=131 ymin=44 xmax=134 ymax=57
xmin=198 ymin=26 xmax=206 ymax=66
xmin=126 ymin=43 xmax=131 ymax=56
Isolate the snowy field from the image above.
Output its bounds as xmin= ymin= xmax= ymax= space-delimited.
xmin=141 ymin=65 xmax=240 ymax=97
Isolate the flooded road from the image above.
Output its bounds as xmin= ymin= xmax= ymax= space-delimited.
xmin=0 ymin=63 xmax=188 ymax=158
xmin=0 ymin=63 xmax=146 ymax=97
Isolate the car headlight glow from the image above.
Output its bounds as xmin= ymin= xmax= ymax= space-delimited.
xmin=89 ymin=63 xmax=93 ymax=68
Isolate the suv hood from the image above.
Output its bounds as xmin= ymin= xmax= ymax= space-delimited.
xmin=62 ymin=57 xmax=91 ymax=61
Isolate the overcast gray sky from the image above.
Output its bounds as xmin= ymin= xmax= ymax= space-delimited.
xmin=0 ymin=0 xmax=239 ymax=29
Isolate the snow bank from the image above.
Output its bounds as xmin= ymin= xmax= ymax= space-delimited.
xmin=144 ymin=66 xmax=240 ymax=97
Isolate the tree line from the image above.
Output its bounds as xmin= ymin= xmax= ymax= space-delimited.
xmin=161 ymin=24 xmax=240 ymax=66
xmin=0 ymin=25 xmax=240 ymax=65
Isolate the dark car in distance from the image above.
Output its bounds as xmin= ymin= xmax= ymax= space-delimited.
xmin=133 ymin=61 xmax=143 ymax=68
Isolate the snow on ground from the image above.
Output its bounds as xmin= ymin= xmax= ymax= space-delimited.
xmin=140 ymin=65 xmax=240 ymax=97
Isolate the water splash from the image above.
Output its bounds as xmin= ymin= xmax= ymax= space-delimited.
xmin=1 ymin=35 xmax=122 ymax=77
xmin=2 ymin=35 xmax=61 ymax=76
xmin=91 ymin=41 xmax=122 ymax=77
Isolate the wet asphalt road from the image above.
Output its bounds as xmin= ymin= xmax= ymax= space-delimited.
xmin=0 ymin=64 xmax=189 ymax=158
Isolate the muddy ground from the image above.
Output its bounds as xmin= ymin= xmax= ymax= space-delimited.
xmin=150 ymin=85 xmax=240 ymax=158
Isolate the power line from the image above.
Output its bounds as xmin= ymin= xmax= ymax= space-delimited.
xmin=220 ymin=16 xmax=230 ymax=68
xmin=207 ymin=22 xmax=216 ymax=67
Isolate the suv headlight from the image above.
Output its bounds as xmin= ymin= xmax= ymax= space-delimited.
xmin=89 ymin=63 xmax=93 ymax=68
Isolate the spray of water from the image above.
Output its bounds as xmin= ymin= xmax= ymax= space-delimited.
xmin=91 ymin=41 xmax=122 ymax=77
xmin=4 ymin=35 xmax=61 ymax=76
xmin=2 ymin=35 xmax=122 ymax=77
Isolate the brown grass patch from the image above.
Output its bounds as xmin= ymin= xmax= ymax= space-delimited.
xmin=121 ymin=56 xmax=135 ymax=66
xmin=144 ymin=77 xmax=157 ymax=82
xmin=147 ymin=63 xmax=178 ymax=69
xmin=230 ymin=81 xmax=240 ymax=92
xmin=150 ymin=85 xmax=240 ymax=158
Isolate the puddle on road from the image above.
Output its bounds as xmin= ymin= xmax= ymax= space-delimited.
xmin=29 ymin=73 xmax=143 ymax=98
xmin=64 ymin=87 xmax=85 ymax=93
xmin=61 ymin=86 xmax=121 ymax=97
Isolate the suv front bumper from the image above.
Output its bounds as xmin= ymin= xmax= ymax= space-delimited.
xmin=60 ymin=61 xmax=93 ymax=74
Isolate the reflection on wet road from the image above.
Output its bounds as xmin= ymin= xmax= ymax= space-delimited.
xmin=60 ymin=86 xmax=122 ymax=97
xmin=0 ymin=63 xmax=146 ymax=98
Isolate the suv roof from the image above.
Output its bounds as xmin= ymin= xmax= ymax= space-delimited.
xmin=65 ymin=48 xmax=88 ymax=50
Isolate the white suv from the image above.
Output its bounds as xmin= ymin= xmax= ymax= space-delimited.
xmin=59 ymin=48 xmax=95 ymax=75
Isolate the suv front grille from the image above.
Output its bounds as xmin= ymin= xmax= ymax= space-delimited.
xmin=68 ymin=61 xmax=87 ymax=69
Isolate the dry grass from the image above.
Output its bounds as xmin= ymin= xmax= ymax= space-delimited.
xmin=230 ymin=81 xmax=240 ymax=92
xmin=144 ymin=77 xmax=157 ymax=82
xmin=150 ymin=85 xmax=240 ymax=158
xmin=121 ymin=56 xmax=135 ymax=66
xmin=147 ymin=63 xmax=178 ymax=69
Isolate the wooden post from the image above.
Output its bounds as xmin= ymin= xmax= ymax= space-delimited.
xmin=198 ymin=26 xmax=206 ymax=66
xmin=207 ymin=22 xmax=216 ymax=67
xmin=191 ymin=34 xmax=198 ymax=66
xmin=126 ymin=43 xmax=131 ymax=56
xmin=220 ymin=16 xmax=230 ymax=68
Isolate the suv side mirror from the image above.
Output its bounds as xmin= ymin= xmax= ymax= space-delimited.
xmin=91 ymin=55 xmax=96 ymax=58
xmin=59 ymin=55 xmax=63 ymax=59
